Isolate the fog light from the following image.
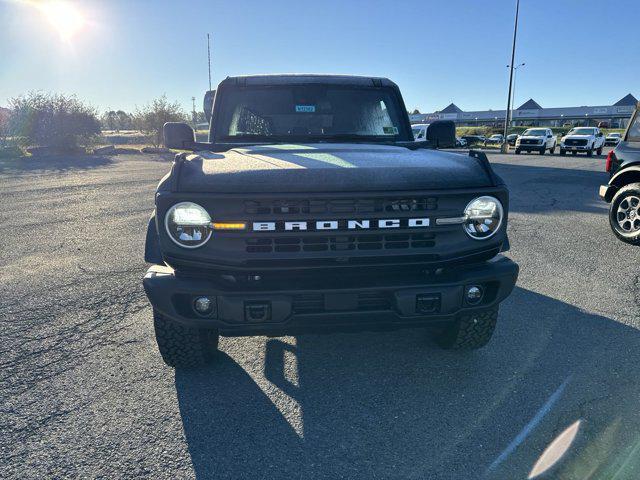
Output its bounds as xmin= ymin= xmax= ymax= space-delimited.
xmin=193 ymin=296 xmax=214 ymax=315
xmin=466 ymin=286 xmax=484 ymax=305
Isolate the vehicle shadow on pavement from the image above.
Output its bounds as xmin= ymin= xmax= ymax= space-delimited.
xmin=0 ymin=154 xmax=114 ymax=174
xmin=174 ymin=286 xmax=640 ymax=480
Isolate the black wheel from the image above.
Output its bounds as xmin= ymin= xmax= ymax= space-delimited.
xmin=560 ymin=149 xmax=566 ymax=156
xmin=597 ymin=147 xmax=603 ymax=155
xmin=549 ymin=144 xmax=556 ymax=154
xmin=153 ymin=309 xmax=219 ymax=368
xmin=539 ymin=147 xmax=545 ymax=155
xmin=609 ymin=183 xmax=640 ymax=245
xmin=515 ymin=149 xmax=521 ymax=155
xmin=434 ymin=307 xmax=499 ymax=350
xmin=587 ymin=147 xmax=593 ymax=157
xmin=572 ymin=151 xmax=577 ymax=155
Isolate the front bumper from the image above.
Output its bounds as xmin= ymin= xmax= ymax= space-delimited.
xmin=516 ymin=143 xmax=544 ymax=150
xmin=561 ymin=144 xmax=590 ymax=150
xmin=143 ymin=255 xmax=519 ymax=336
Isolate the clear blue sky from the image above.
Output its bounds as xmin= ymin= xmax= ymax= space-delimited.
xmin=1 ymin=0 xmax=638 ymax=114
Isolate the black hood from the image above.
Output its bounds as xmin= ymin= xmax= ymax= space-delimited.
xmin=173 ymin=143 xmax=497 ymax=193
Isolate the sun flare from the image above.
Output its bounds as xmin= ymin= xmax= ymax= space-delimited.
xmin=36 ymin=1 xmax=85 ymax=41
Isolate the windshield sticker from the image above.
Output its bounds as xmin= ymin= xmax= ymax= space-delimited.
xmin=383 ymin=126 xmax=399 ymax=135
xmin=295 ymin=105 xmax=316 ymax=113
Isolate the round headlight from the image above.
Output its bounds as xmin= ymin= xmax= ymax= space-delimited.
xmin=463 ymin=196 xmax=504 ymax=240
xmin=165 ymin=202 xmax=212 ymax=248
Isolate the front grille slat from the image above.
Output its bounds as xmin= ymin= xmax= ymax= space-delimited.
xmin=245 ymin=233 xmax=436 ymax=253
xmin=245 ymin=197 xmax=438 ymax=215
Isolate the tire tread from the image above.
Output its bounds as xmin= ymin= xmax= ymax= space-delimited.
xmin=436 ymin=308 xmax=498 ymax=350
xmin=153 ymin=310 xmax=219 ymax=368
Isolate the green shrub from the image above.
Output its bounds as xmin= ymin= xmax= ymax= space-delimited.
xmin=8 ymin=92 xmax=101 ymax=149
xmin=132 ymin=95 xmax=187 ymax=147
xmin=0 ymin=145 xmax=24 ymax=159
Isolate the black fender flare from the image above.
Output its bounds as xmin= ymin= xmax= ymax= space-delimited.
xmin=144 ymin=212 xmax=163 ymax=264
xmin=606 ymin=166 xmax=640 ymax=201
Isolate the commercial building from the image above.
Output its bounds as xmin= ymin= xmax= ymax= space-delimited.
xmin=409 ymin=94 xmax=638 ymax=129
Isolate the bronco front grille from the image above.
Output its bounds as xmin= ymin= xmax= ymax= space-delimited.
xmin=245 ymin=233 xmax=436 ymax=253
xmin=244 ymin=197 xmax=438 ymax=215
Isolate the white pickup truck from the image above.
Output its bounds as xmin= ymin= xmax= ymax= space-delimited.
xmin=515 ymin=128 xmax=557 ymax=155
xmin=560 ymin=127 xmax=606 ymax=156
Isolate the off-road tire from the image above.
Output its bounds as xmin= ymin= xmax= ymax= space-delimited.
xmin=515 ymin=149 xmax=521 ymax=155
xmin=609 ymin=183 xmax=640 ymax=245
xmin=597 ymin=147 xmax=603 ymax=155
xmin=435 ymin=307 xmax=499 ymax=350
xmin=549 ymin=144 xmax=556 ymax=154
xmin=539 ymin=147 xmax=545 ymax=155
xmin=153 ymin=309 xmax=219 ymax=368
xmin=587 ymin=147 xmax=593 ymax=157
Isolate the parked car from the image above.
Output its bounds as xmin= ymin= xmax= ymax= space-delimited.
xmin=599 ymin=103 xmax=640 ymax=244
xmin=484 ymin=134 xmax=504 ymax=145
xmin=506 ymin=134 xmax=519 ymax=146
xmin=412 ymin=123 xmax=430 ymax=141
xmin=560 ymin=127 xmax=605 ymax=156
xmin=515 ymin=128 xmax=557 ymax=155
xmin=598 ymin=121 xmax=610 ymax=128
xmin=461 ymin=135 xmax=486 ymax=147
xmin=455 ymin=137 xmax=467 ymax=148
xmin=605 ymin=132 xmax=623 ymax=146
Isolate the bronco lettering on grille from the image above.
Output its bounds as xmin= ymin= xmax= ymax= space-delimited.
xmin=252 ymin=218 xmax=430 ymax=232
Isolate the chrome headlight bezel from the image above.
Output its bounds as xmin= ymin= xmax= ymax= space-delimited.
xmin=164 ymin=202 xmax=212 ymax=249
xmin=462 ymin=196 xmax=504 ymax=240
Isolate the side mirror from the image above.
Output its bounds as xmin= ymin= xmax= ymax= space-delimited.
xmin=426 ymin=120 xmax=456 ymax=148
xmin=163 ymin=122 xmax=195 ymax=149
xmin=203 ymin=90 xmax=216 ymax=124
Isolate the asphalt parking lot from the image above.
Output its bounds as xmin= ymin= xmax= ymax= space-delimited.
xmin=1 ymin=149 xmax=639 ymax=479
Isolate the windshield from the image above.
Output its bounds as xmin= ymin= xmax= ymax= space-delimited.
xmin=522 ymin=129 xmax=547 ymax=136
xmin=214 ymin=85 xmax=408 ymax=143
xmin=568 ymin=128 xmax=595 ymax=135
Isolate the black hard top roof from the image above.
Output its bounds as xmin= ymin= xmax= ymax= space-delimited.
xmin=220 ymin=74 xmax=397 ymax=88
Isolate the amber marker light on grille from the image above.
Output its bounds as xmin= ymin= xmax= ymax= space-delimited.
xmin=212 ymin=222 xmax=247 ymax=230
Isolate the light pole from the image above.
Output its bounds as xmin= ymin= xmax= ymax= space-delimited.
xmin=507 ymin=62 xmax=525 ymax=127
xmin=502 ymin=0 xmax=520 ymax=153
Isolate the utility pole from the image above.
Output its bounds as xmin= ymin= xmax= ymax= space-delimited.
xmin=207 ymin=33 xmax=212 ymax=91
xmin=502 ymin=0 xmax=520 ymax=153
xmin=192 ymin=96 xmax=196 ymax=127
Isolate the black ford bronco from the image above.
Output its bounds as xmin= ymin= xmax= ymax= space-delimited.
xmin=599 ymin=102 xmax=640 ymax=244
xmin=143 ymin=74 xmax=519 ymax=368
